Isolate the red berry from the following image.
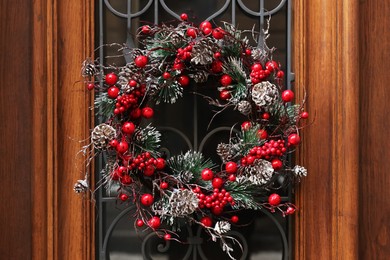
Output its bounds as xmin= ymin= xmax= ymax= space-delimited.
xmin=271 ymin=158 xmax=283 ymax=170
xmin=202 ymin=27 xmax=212 ymax=35
xmin=109 ymin=139 xmax=119 ymax=147
xmin=130 ymin=108 xmax=142 ymax=119
xmin=212 ymin=27 xmax=224 ymax=39
xmin=281 ymin=90 xmax=294 ymax=102
xmin=257 ymin=129 xmax=268 ymax=139
xmin=276 ymin=70 xmax=284 ymax=79
xmin=301 ymin=111 xmax=309 ymax=119
xmin=155 ymin=158 xmax=166 ymax=170
xmin=199 ymin=21 xmax=212 ymax=30
xmin=141 ymin=25 xmax=151 ymax=34
xmin=121 ymin=175 xmax=133 ymax=185
xmin=148 ymin=216 xmax=161 ymax=229
xmin=225 ymin=161 xmax=237 ymax=174
xmin=180 ymin=13 xmax=188 ymax=21
xmin=212 ymin=177 xmax=224 ymax=189
xmin=268 ymin=193 xmax=281 ymax=206
xmin=143 ymin=165 xmax=155 ymax=176
xmin=219 ymin=90 xmax=231 ymax=100
xmin=122 ymin=122 xmax=135 ymax=135
xmin=107 ymin=86 xmax=120 ymax=99
xmin=87 ymin=83 xmax=95 ymax=90
xmin=251 ymin=63 xmax=262 ymax=71
xmin=228 ymin=174 xmax=236 ymax=182
xmin=265 ymin=60 xmax=279 ymax=72
xmin=262 ymin=112 xmax=270 ymax=120
xmin=288 ymin=133 xmax=301 ymax=146
xmin=105 ymin=73 xmax=118 ymax=85
xmin=111 ymin=170 xmax=120 ymax=181
xmin=160 ymin=182 xmax=168 ymax=189
xmin=134 ymin=55 xmax=148 ymax=68
xmin=136 ymin=219 xmax=144 ymax=227
xmin=140 ymin=193 xmax=154 ymax=206
xmin=186 ymin=28 xmax=197 ymax=38
xmin=173 ymin=62 xmax=185 ymax=70
xmin=201 ymin=216 xmax=213 ymax=227
xmin=220 ymin=74 xmax=232 ymax=86
xmin=162 ymin=72 xmax=171 ymax=79
xmin=231 ymin=215 xmax=239 ymax=223
xmin=214 ymin=52 xmax=221 ymax=59
xmin=120 ymin=193 xmax=129 ymax=201
xmin=178 ymin=75 xmax=190 ymax=86
xmin=241 ymin=121 xmax=251 ymax=131
xmin=129 ymin=79 xmax=138 ymax=87
xmin=201 ymin=168 xmax=214 ymax=181
xmin=245 ymin=49 xmax=251 ymax=55
xmin=211 ymin=61 xmax=223 ymax=73
xmin=286 ymin=206 xmax=296 ymax=215
xmin=211 ymin=205 xmax=223 ymax=215
xmin=141 ymin=107 xmax=154 ymax=119
xmin=164 ymin=234 xmax=172 ymax=240
xmin=116 ymin=141 xmax=129 ymax=154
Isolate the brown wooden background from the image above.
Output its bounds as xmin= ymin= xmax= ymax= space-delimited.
xmin=0 ymin=0 xmax=389 ymax=259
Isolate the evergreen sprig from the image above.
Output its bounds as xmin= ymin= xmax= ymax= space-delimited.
xmin=167 ymin=151 xmax=215 ymax=182
xmin=132 ymin=124 xmax=161 ymax=156
xmin=94 ymin=92 xmax=115 ymax=119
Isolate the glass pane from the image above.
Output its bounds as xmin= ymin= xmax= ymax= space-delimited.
xmin=97 ymin=1 xmax=291 ymax=259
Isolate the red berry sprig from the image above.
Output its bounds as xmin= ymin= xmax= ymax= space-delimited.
xmin=195 ymin=188 xmax=234 ymax=215
xmin=241 ymin=139 xmax=287 ymax=166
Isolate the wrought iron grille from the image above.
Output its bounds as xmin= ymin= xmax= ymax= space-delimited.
xmin=96 ymin=1 xmax=293 ymax=259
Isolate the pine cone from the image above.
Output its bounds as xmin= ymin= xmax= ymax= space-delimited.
xmin=240 ymin=159 xmax=274 ymax=185
xmin=73 ymin=179 xmax=88 ymax=193
xmin=91 ymin=123 xmax=117 ymax=150
xmin=251 ymin=81 xmax=280 ymax=108
xmin=216 ymin=143 xmax=233 ymax=162
xmin=237 ymin=100 xmax=252 ymax=115
xmin=190 ymin=71 xmax=209 ymax=83
xmin=169 ymin=189 xmax=199 ymax=217
xmin=81 ymin=58 xmax=97 ymax=78
xmin=293 ymin=165 xmax=307 ymax=178
xmin=176 ymin=171 xmax=194 ymax=183
xmin=191 ymin=38 xmax=215 ymax=65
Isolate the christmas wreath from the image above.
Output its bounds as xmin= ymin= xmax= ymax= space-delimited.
xmin=75 ymin=15 xmax=308 ymax=259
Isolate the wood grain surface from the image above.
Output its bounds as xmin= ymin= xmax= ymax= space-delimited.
xmin=0 ymin=0 xmax=33 ymax=259
xmin=294 ymin=0 xmax=360 ymax=259
xmin=31 ymin=0 xmax=95 ymax=259
xmin=358 ymin=1 xmax=390 ymax=259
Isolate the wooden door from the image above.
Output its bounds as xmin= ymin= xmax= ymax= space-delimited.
xmin=1 ymin=0 xmax=390 ymax=259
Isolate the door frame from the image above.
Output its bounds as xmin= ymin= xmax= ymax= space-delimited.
xmin=31 ymin=0 xmax=360 ymax=259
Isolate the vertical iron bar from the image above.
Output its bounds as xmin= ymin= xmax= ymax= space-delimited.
xmin=287 ymin=1 xmax=293 ymax=259
xmin=232 ymin=0 xmax=236 ymax=25
xmin=98 ymin=0 xmax=104 ymax=258
xmin=154 ymin=0 xmax=159 ymax=24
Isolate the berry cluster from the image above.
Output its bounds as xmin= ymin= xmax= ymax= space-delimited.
xmin=113 ymin=84 xmax=146 ymax=115
xmin=250 ymin=61 xmax=284 ymax=84
xmin=175 ymin=44 xmax=193 ymax=63
xmin=241 ymin=139 xmax=287 ymax=165
xmin=126 ymin=152 xmax=166 ymax=176
xmin=193 ymin=187 xmax=235 ymax=215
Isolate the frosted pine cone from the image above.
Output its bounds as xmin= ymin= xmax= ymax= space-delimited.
xmin=251 ymin=81 xmax=280 ymax=108
xmin=214 ymin=221 xmax=231 ymax=234
xmin=169 ymin=189 xmax=199 ymax=217
xmin=191 ymin=38 xmax=215 ymax=65
xmin=81 ymin=58 xmax=98 ymax=78
xmin=238 ymin=159 xmax=274 ymax=185
xmin=237 ymin=100 xmax=252 ymax=115
xmin=73 ymin=179 xmax=88 ymax=193
xmin=190 ymin=71 xmax=209 ymax=83
xmin=91 ymin=123 xmax=116 ymax=150
xmin=293 ymin=165 xmax=307 ymax=177
xmin=216 ymin=143 xmax=233 ymax=162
